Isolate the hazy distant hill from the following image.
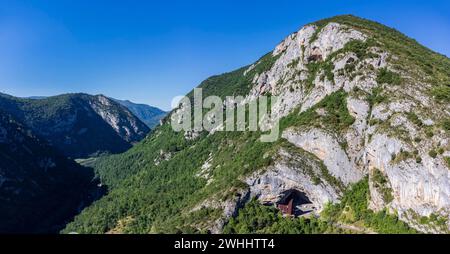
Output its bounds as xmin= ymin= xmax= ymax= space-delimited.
xmin=113 ymin=99 xmax=167 ymax=129
xmin=25 ymin=96 xmax=48 ymax=100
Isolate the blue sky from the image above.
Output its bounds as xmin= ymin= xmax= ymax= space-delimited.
xmin=0 ymin=0 xmax=449 ymax=110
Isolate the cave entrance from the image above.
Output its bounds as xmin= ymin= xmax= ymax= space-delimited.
xmin=276 ymin=189 xmax=314 ymax=217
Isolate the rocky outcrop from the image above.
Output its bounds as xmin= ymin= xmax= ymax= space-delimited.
xmin=283 ymin=128 xmax=363 ymax=185
xmin=246 ymin=22 xmax=384 ymax=130
xmin=244 ymin=147 xmax=341 ymax=211
xmin=367 ymin=133 xmax=450 ymax=232
xmin=89 ymin=95 xmax=149 ymax=143
xmin=191 ymin=146 xmax=342 ymax=233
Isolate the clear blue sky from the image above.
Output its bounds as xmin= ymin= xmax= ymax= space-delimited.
xmin=0 ymin=0 xmax=449 ymax=110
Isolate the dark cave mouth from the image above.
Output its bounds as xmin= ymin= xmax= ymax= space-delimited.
xmin=275 ymin=189 xmax=315 ymax=217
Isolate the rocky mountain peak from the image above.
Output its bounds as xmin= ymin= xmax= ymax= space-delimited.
xmin=237 ymin=15 xmax=450 ymax=233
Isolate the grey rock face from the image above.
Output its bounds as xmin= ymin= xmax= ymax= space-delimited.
xmin=90 ymin=95 xmax=149 ymax=143
xmin=245 ymin=148 xmax=341 ymax=212
xmin=367 ymin=133 xmax=450 ymax=232
xmin=283 ymin=128 xmax=364 ymax=185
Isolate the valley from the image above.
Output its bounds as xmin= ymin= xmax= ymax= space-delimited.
xmin=0 ymin=93 xmax=165 ymax=233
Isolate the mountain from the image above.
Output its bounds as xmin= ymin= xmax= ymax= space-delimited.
xmin=63 ymin=15 xmax=450 ymax=234
xmin=0 ymin=110 xmax=103 ymax=233
xmin=25 ymin=96 xmax=48 ymax=100
xmin=113 ymin=99 xmax=167 ymax=129
xmin=0 ymin=93 xmax=150 ymax=158
xmin=23 ymin=96 xmax=167 ymax=129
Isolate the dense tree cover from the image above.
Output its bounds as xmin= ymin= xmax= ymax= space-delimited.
xmin=223 ymin=199 xmax=330 ymax=234
xmin=187 ymin=52 xmax=280 ymax=100
xmin=322 ymin=178 xmax=416 ymax=234
xmin=63 ymin=124 xmax=279 ymax=233
xmin=91 ymin=124 xmax=196 ymax=187
xmin=0 ymin=110 xmax=101 ymax=233
xmin=0 ymin=93 xmax=67 ymax=120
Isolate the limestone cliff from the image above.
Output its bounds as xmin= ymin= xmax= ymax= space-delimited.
xmin=188 ymin=16 xmax=450 ymax=233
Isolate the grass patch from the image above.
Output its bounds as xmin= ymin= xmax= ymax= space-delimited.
xmin=444 ymin=157 xmax=450 ymax=169
xmin=305 ymin=61 xmax=335 ymax=90
xmin=407 ymin=112 xmax=423 ymax=127
xmin=280 ymin=90 xmax=355 ymax=134
xmin=442 ymin=119 xmax=450 ymax=131
xmin=366 ymin=86 xmax=387 ymax=110
xmin=431 ymin=85 xmax=450 ymax=102
xmin=377 ymin=68 xmax=402 ymax=85
xmin=372 ymin=169 xmax=394 ymax=203
xmin=429 ymin=150 xmax=438 ymax=159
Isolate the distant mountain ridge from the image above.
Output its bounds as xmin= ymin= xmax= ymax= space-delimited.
xmin=113 ymin=99 xmax=167 ymax=129
xmin=23 ymin=95 xmax=166 ymax=129
xmin=25 ymin=96 xmax=48 ymax=100
xmin=0 ymin=109 xmax=102 ymax=233
xmin=0 ymin=93 xmax=150 ymax=158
